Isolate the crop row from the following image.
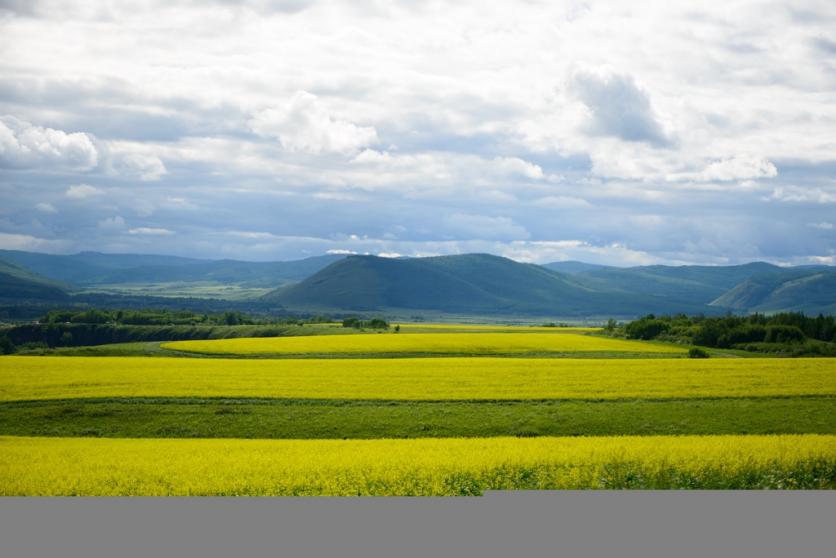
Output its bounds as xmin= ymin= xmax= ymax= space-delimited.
xmin=161 ymin=332 xmax=680 ymax=356
xmin=2 ymin=356 xmax=835 ymax=402
xmin=2 ymin=434 xmax=834 ymax=495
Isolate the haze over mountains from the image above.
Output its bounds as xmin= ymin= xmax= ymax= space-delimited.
xmin=0 ymin=250 xmax=344 ymax=289
xmin=1 ymin=250 xmax=834 ymax=318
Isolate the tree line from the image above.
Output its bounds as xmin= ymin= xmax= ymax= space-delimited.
xmin=620 ymin=312 xmax=836 ymax=356
xmin=0 ymin=309 xmax=337 ymax=353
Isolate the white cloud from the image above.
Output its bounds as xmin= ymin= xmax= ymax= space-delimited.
xmin=110 ymin=153 xmax=167 ymax=181
xmin=700 ymin=155 xmax=778 ymax=182
xmin=3 ymin=1 xmax=836 ymax=266
xmin=250 ymin=91 xmax=378 ymax=155
xmin=667 ymin=154 xmax=779 ymax=182
xmin=570 ymin=67 xmax=670 ymax=147
xmin=65 ymin=184 xmax=102 ymax=199
xmin=35 ymin=202 xmax=58 ymax=214
xmin=127 ymin=227 xmax=174 ymax=235
xmin=809 ymin=222 xmax=834 ymax=230
xmin=0 ymin=232 xmax=69 ymax=252
xmin=499 ymin=240 xmax=659 ymax=266
xmin=352 ymin=149 xmax=393 ymax=164
xmin=492 ymin=157 xmax=544 ymax=180
xmin=0 ymin=116 xmax=97 ymax=171
xmin=327 ymin=249 xmax=358 ymax=255
xmin=767 ymin=187 xmax=836 ymax=204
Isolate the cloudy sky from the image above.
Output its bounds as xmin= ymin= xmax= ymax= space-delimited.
xmin=1 ymin=0 xmax=835 ymax=265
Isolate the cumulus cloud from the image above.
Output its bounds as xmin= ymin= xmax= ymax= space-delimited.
xmin=65 ymin=184 xmax=102 ymax=199
xmin=108 ymin=153 xmax=167 ymax=181
xmin=3 ymin=1 xmax=836 ymax=266
xmin=702 ymin=155 xmax=778 ymax=181
xmin=570 ymin=68 xmax=671 ymax=147
xmin=492 ymin=157 xmax=544 ymax=180
xmin=250 ymin=91 xmax=378 ymax=155
xmin=0 ymin=116 xmax=98 ymax=171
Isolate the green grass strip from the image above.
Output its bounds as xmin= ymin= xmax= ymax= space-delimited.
xmin=23 ymin=341 xmax=695 ymax=359
xmin=2 ymin=396 xmax=834 ymax=439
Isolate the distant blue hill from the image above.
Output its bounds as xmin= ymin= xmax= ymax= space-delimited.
xmin=2 ymin=250 xmax=834 ymax=317
xmin=0 ymin=250 xmax=344 ymax=288
xmin=265 ymin=254 xmax=726 ymax=317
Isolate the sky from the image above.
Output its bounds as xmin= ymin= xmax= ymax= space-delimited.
xmin=1 ymin=0 xmax=835 ymax=266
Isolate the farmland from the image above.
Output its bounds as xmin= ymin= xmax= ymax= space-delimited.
xmin=3 ymin=397 xmax=834 ymax=439
xmin=2 ymin=435 xmax=835 ymax=495
xmin=161 ymin=331 xmax=682 ymax=356
xmin=2 ymin=356 xmax=834 ymax=401
xmin=0 ymin=323 xmax=835 ymax=495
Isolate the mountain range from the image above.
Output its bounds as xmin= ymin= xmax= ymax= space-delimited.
xmin=1 ymin=250 xmax=834 ymax=318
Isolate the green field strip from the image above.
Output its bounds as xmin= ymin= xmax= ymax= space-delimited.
xmin=23 ymin=341 xmax=697 ymax=360
xmin=3 ymin=434 xmax=835 ymax=495
xmin=2 ymin=356 xmax=834 ymax=402
xmin=2 ymin=396 xmax=834 ymax=439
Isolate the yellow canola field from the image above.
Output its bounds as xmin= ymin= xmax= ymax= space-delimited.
xmin=162 ymin=332 xmax=675 ymax=355
xmin=1 ymin=356 xmax=834 ymax=402
xmin=395 ymin=324 xmax=603 ymax=332
xmin=2 ymin=434 xmax=834 ymax=495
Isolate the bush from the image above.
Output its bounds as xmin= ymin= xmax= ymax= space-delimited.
xmin=764 ymin=325 xmax=806 ymax=344
xmin=625 ymin=317 xmax=670 ymax=340
xmin=0 ymin=335 xmax=15 ymax=355
xmin=718 ymin=324 xmax=767 ymax=346
xmin=692 ymin=321 xmax=726 ymax=347
xmin=688 ymin=347 xmax=710 ymax=359
xmin=618 ymin=312 xmax=834 ymax=356
xmin=342 ymin=317 xmax=389 ymax=329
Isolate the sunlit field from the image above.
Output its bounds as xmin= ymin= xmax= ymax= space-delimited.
xmin=3 ymin=356 xmax=834 ymax=402
xmin=162 ymin=332 xmax=679 ymax=356
xmin=395 ymin=324 xmax=603 ymax=332
xmin=2 ymin=434 xmax=834 ymax=495
xmin=3 ymin=324 xmax=835 ymax=495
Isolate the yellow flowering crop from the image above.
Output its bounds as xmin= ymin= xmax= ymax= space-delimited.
xmin=395 ymin=324 xmax=603 ymax=332
xmin=2 ymin=356 xmax=834 ymax=402
xmin=162 ymin=332 xmax=678 ymax=355
xmin=2 ymin=434 xmax=834 ymax=495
